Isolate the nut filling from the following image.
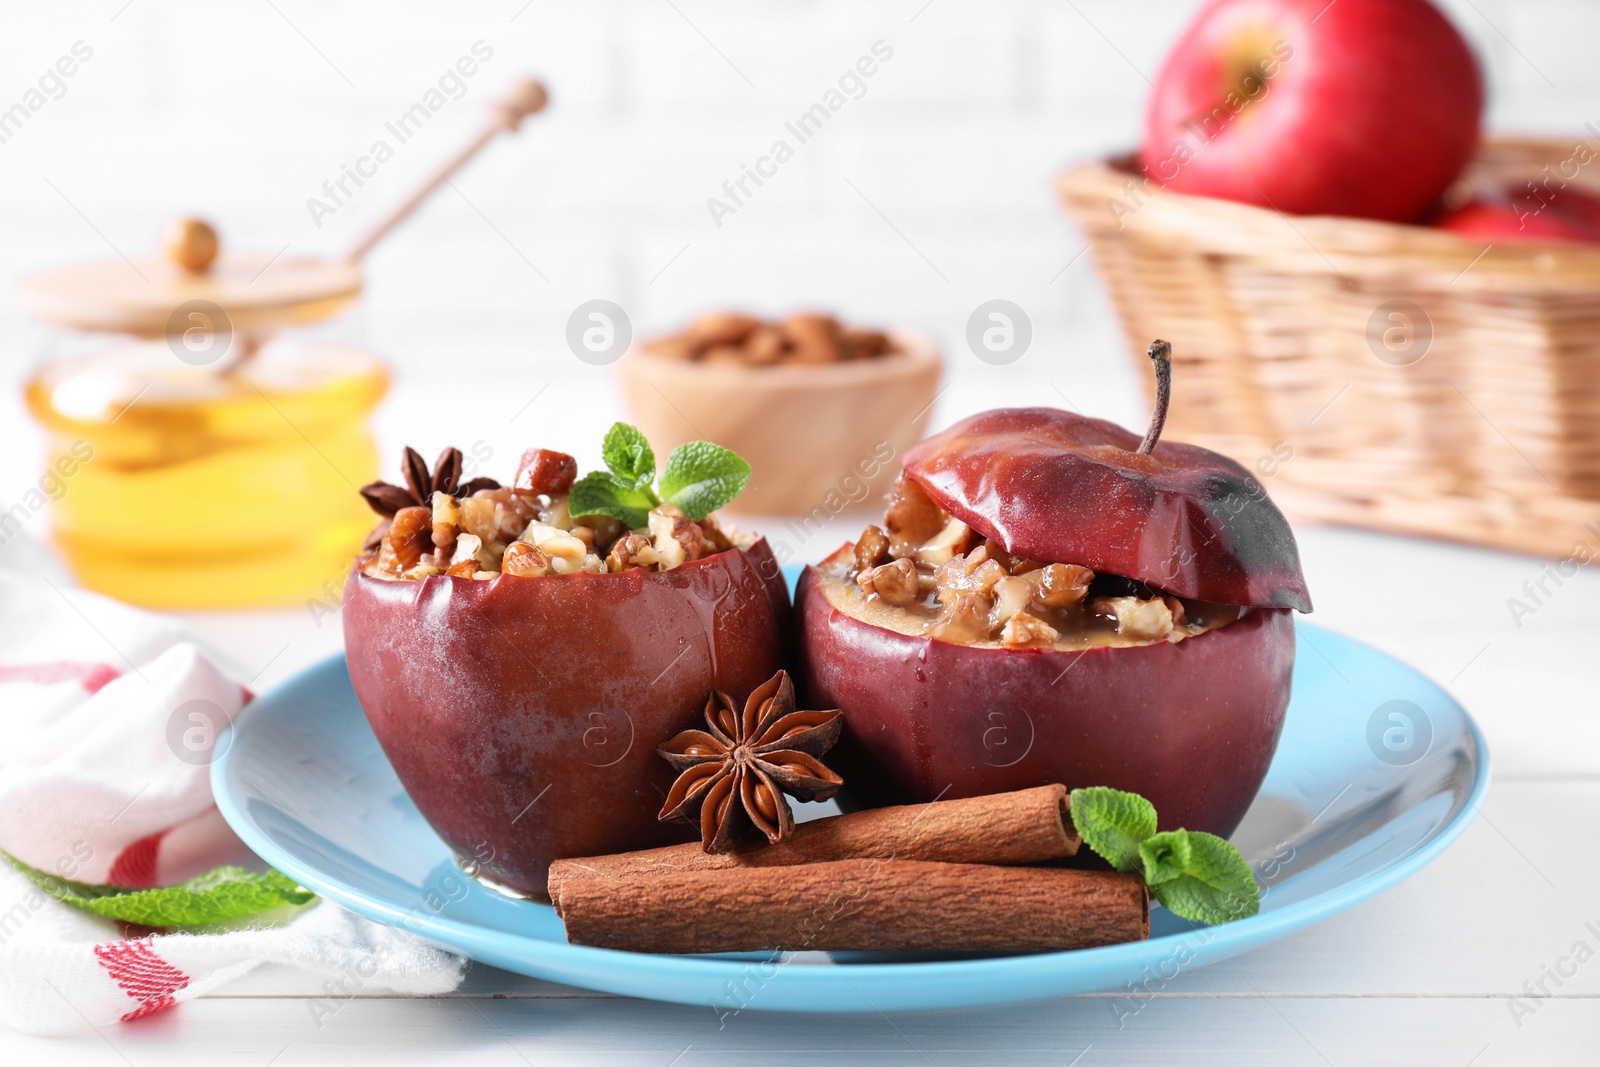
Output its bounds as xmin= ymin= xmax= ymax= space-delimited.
xmin=818 ymin=475 xmax=1245 ymax=650
xmin=359 ymin=446 xmax=753 ymax=582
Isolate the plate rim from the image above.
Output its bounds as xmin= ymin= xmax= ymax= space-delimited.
xmin=212 ymin=619 xmax=1490 ymax=1009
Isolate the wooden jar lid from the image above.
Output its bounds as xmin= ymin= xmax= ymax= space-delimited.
xmin=19 ymin=217 xmax=363 ymax=336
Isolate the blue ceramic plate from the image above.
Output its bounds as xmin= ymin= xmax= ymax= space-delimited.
xmin=213 ymin=568 xmax=1488 ymax=1013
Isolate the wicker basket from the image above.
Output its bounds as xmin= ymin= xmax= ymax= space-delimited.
xmin=1059 ymin=138 xmax=1600 ymax=559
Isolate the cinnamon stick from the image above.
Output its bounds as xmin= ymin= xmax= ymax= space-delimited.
xmin=556 ymin=859 xmax=1148 ymax=954
xmin=546 ymin=784 xmax=1078 ymax=900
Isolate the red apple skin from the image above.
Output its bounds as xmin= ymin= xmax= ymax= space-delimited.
xmin=343 ymin=541 xmax=790 ymax=897
xmin=796 ymin=557 xmax=1295 ymax=838
xmin=903 ymin=408 xmax=1311 ymax=612
xmin=1141 ymin=0 xmax=1483 ymax=222
xmin=1436 ymin=185 xmax=1600 ymax=245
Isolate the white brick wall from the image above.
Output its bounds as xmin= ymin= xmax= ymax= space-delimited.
xmin=0 ymin=0 xmax=1587 ymax=431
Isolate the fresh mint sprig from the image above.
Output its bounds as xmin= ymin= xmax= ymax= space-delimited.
xmin=1068 ymin=787 xmax=1260 ymax=925
xmin=600 ymin=422 xmax=657 ymax=489
xmin=1067 ymin=785 xmax=1157 ymax=873
xmin=569 ymin=422 xmax=751 ymax=529
xmin=6 ymin=852 xmax=316 ymax=930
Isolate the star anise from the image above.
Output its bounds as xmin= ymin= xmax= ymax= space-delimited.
xmin=658 ymin=670 xmax=845 ymax=853
xmin=358 ymin=446 xmax=501 ymax=517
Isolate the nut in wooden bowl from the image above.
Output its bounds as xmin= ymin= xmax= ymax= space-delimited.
xmin=615 ymin=313 xmax=942 ymax=516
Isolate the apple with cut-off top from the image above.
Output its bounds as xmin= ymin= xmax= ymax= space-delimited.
xmin=1140 ymin=0 xmax=1483 ymax=223
xmin=345 ymin=546 xmax=789 ymax=897
xmin=343 ymin=431 xmax=790 ymax=898
xmin=796 ymin=343 xmax=1310 ymax=838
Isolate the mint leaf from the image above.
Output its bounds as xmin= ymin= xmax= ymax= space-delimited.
xmin=1067 ymin=788 xmax=1259 ymax=926
xmin=568 ymin=470 xmax=656 ymax=528
xmin=1068 ymin=786 xmax=1158 ymax=872
xmin=1138 ymin=830 xmax=1260 ymax=925
xmin=6 ymin=852 xmax=314 ymax=929
xmin=601 ymin=422 xmax=657 ymax=489
xmin=658 ymin=441 xmax=752 ymax=520
xmin=1137 ymin=827 xmax=1192 ymax=886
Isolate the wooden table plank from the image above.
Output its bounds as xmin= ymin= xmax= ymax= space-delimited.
xmin=4 ymin=994 xmax=1594 ymax=1066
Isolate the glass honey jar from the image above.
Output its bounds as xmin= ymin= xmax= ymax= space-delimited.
xmin=16 ymin=78 xmax=548 ymax=609
xmin=19 ymin=219 xmax=388 ymax=608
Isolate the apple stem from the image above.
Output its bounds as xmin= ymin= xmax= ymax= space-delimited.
xmin=1137 ymin=340 xmax=1172 ymax=455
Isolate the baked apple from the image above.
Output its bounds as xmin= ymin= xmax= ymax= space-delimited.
xmin=343 ymin=426 xmax=788 ymax=897
xmin=796 ymin=342 xmax=1310 ymax=837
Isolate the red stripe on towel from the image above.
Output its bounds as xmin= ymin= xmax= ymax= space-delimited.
xmin=107 ymin=831 xmax=168 ymax=889
xmin=0 ymin=661 xmax=122 ymax=694
xmin=93 ymin=940 xmax=190 ymax=1022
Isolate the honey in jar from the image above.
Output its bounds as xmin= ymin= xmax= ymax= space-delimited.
xmin=19 ymin=220 xmax=388 ymax=608
xmin=16 ymin=79 xmax=550 ymax=608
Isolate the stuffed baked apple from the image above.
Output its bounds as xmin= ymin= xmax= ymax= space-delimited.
xmin=343 ymin=424 xmax=788 ymax=897
xmin=796 ymin=342 xmax=1310 ymax=837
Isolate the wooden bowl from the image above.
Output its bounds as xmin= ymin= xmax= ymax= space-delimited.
xmin=615 ymin=330 xmax=942 ymax=515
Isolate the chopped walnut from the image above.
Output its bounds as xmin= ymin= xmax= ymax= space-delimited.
xmin=883 ymin=474 xmax=946 ymax=556
xmin=916 ymin=517 xmax=975 ymax=567
xmin=853 ymin=525 xmax=891 ymax=574
xmin=385 ymin=506 xmax=433 ymax=572
xmin=978 ymin=539 xmax=1016 ymax=573
xmin=920 ymin=546 xmax=1001 ymax=639
xmin=990 ymin=575 xmax=1033 ymax=626
xmin=822 ymin=494 xmax=1231 ymax=649
xmin=402 ymin=560 xmax=446 ymax=580
xmin=502 ymin=540 xmax=552 ymax=577
xmin=699 ymin=515 xmax=735 ymax=553
xmin=1033 ymin=563 xmax=1095 ymax=609
xmin=535 ymin=496 xmax=574 ymax=530
xmin=932 ymin=590 xmax=995 ymax=642
xmin=520 ymin=523 xmax=600 ymax=575
xmin=458 ymin=496 xmax=503 ymax=545
xmin=430 ymin=492 xmax=460 ymax=555
xmin=648 ymin=505 xmax=711 ymax=570
xmin=361 ymin=445 xmax=746 ymax=582
xmin=606 ymin=533 xmax=660 ymax=572
xmin=450 ymin=532 xmax=487 ymax=570
xmin=934 ymin=546 xmax=1007 ymax=602
xmin=1000 ymin=612 xmax=1060 ymax=647
xmin=1092 ymin=596 xmax=1175 ymax=641
xmin=857 ymin=558 xmax=920 ymax=606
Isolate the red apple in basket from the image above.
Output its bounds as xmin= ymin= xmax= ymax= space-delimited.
xmin=1141 ymin=0 xmax=1483 ymax=222
xmin=796 ymin=343 xmax=1310 ymax=837
xmin=1436 ymin=183 xmax=1600 ymax=245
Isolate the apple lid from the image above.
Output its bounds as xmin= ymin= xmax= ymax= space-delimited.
xmin=901 ymin=406 xmax=1312 ymax=612
xmin=19 ymin=217 xmax=362 ymax=337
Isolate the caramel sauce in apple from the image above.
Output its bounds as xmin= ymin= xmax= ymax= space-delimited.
xmin=815 ymin=553 xmax=1243 ymax=652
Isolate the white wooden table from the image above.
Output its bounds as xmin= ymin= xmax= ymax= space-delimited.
xmin=3 ymin=373 xmax=1597 ymax=1065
